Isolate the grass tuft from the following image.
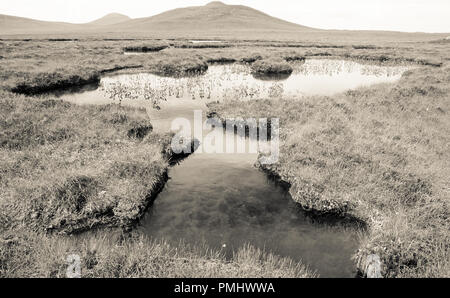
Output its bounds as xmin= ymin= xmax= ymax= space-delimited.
xmin=154 ymin=56 xmax=208 ymax=76
xmin=123 ymin=45 xmax=168 ymax=52
xmin=251 ymin=58 xmax=293 ymax=75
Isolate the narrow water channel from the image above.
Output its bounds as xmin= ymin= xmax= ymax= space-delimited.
xmin=54 ymin=59 xmax=408 ymax=277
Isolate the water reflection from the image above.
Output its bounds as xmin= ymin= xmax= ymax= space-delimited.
xmin=251 ymin=72 xmax=292 ymax=81
xmin=140 ymin=150 xmax=362 ymax=278
xmin=96 ymin=59 xmax=408 ymax=105
xmin=54 ymin=59 xmax=408 ymax=277
xmin=58 ymin=59 xmax=408 ymax=109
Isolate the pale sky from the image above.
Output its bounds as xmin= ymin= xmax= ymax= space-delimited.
xmin=1 ymin=0 xmax=449 ymax=33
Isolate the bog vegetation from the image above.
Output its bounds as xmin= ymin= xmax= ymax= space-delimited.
xmin=251 ymin=58 xmax=294 ymax=75
xmin=0 ymin=37 xmax=448 ymax=278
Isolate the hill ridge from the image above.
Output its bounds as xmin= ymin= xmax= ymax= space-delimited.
xmin=88 ymin=13 xmax=131 ymax=26
xmin=0 ymin=2 xmax=313 ymax=34
xmin=108 ymin=2 xmax=313 ymax=32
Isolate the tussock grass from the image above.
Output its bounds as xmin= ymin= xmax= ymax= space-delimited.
xmin=0 ymin=91 xmax=171 ymax=234
xmin=256 ymin=42 xmax=345 ymax=49
xmin=429 ymin=38 xmax=450 ymax=44
xmin=174 ymin=43 xmax=231 ymax=49
xmin=251 ymin=58 xmax=293 ymax=75
xmin=11 ymin=72 xmax=100 ymax=95
xmin=123 ymin=45 xmax=168 ymax=52
xmin=283 ymin=55 xmax=306 ymax=62
xmin=47 ymin=39 xmax=79 ymax=42
xmin=206 ymin=57 xmax=237 ymax=64
xmin=343 ymin=53 xmax=443 ymax=67
xmin=0 ymin=231 xmax=315 ymax=278
xmin=208 ymin=63 xmax=450 ymax=277
xmin=352 ymin=45 xmax=381 ymax=50
xmin=154 ymin=56 xmax=208 ymax=76
xmin=240 ymin=54 xmax=263 ymax=63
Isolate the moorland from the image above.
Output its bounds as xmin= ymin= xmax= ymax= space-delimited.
xmin=0 ymin=1 xmax=449 ymax=278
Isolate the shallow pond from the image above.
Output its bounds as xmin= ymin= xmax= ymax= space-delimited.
xmin=60 ymin=59 xmax=407 ymax=106
xmin=58 ymin=59 xmax=408 ymax=134
xmin=56 ymin=59 xmax=408 ymax=277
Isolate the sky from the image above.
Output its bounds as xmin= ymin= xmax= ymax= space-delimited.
xmin=1 ymin=0 xmax=449 ymax=33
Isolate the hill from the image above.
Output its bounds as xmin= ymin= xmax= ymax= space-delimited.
xmin=0 ymin=13 xmax=131 ymax=34
xmin=0 ymin=1 xmax=446 ymax=41
xmin=88 ymin=13 xmax=131 ymax=26
xmin=0 ymin=14 xmax=80 ymax=34
xmin=0 ymin=2 xmax=315 ymax=35
xmin=109 ymin=1 xmax=314 ymax=32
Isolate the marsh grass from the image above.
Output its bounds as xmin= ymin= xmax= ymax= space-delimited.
xmin=206 ymin=57 xmax=237 ymax=64
xmin=0 ymin=37 xmax=449 ymax=278
xmin=240 ymin=54 xmax=263 ymax=63
xmin=251 ymin=58 xmax=293 ymax=75
xmin=283 ymin=55 xmax=306 ymax=62
xmin=208 ymin=63 xmax=450 ymax=278
xmin=0 ymin=91 xmax=172 ymax=234
xmin=153 ymin=56 xmax=209 ymax=76
xmin=123 ymin=45 xmax=168 ymax=53
xmin=1 ymin=39 xmax=441 ymax=97
xmin=0 ymin=231 xmax=315 ymax=278
xmin=11 ymin=72 xmax=101 ymax=95
xmin=342 ymin=53 xmax=443 ymax=67
xmin=174 ymin=42 xmax=231 ymax=49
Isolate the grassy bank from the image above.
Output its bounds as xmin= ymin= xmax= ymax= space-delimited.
xmin=0 ymin=230 xmax=314 ymax=278
xmin=0 ymin=90 xmax=176 ymax=234
xmin=208 ymin=63 xmax=450 ymax=277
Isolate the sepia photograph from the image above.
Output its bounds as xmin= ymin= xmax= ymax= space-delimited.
xmin=0 ymin=0 xmax=448 ymax=288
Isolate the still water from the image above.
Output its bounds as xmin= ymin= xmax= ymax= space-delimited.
xmin=56 ymin=59 xmax=408 ymax=277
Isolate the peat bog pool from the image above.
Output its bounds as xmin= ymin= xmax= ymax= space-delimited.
xmin=59 ymin=59 xmax=408 ymax=107
xmin=53 ymin=59 xmax=409 ymax=277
